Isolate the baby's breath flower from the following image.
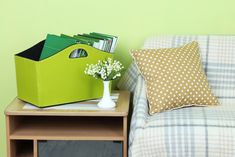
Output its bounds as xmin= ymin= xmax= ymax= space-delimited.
xmin=84 ymin=58 xmax=124 ymax=81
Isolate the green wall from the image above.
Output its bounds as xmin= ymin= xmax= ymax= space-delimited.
xmin=1 ymin=0 xmax=235 ymax=156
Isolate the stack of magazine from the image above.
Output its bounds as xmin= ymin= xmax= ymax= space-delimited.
xmin=61 ymin=32 xmax=118 ymax=53
xmin=39 ymin=32 xmax=118 ymax=60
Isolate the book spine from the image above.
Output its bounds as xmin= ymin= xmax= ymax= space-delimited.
xmin=90 ymin=32 xmax=118 ymax=53
xmin=110 ymin=37 xmax=118 ymax=53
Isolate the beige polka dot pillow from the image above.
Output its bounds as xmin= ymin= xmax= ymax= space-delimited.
xmin=131 ymin=41 xmax=219 ymax=115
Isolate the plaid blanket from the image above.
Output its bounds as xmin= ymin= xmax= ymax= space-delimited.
xmin=118 ymin=35 xmax=235 ymax=157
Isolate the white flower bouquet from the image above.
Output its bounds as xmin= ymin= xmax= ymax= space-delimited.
xmin=84 ymin=58 xmax=124 ymax=81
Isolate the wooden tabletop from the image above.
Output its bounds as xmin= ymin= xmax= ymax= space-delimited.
xmin=5 ymin=90 xmax=130 ymax=117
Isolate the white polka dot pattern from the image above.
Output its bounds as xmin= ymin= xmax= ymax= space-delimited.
xmin=132 ymin=41 xmax=219 ymax=114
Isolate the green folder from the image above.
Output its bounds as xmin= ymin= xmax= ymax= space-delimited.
xmin=40 ymin=34 xmax=77 ymax=60
xmin=73 ymin=35 xmax=99 ymax=45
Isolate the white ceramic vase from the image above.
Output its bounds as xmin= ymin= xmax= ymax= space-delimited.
xmin=97 ymin=81 xmax=116 ymax=109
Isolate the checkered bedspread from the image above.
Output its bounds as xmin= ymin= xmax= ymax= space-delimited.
xmin=118 ymin=35 xmax=235 ymax=157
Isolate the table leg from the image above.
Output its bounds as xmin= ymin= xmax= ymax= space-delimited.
xmin=123 ymin=116 xmax=127 ymax=157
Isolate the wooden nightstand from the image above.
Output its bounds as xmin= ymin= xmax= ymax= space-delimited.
xmin=5 ymin=90 xmax=130 ymax=157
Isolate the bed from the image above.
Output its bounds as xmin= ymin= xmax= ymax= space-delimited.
xmin=118 ymin=35 xmax=235 ymax=157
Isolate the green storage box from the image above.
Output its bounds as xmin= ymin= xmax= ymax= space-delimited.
xmin=15 ymin=40 xmax=113 ymax=107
